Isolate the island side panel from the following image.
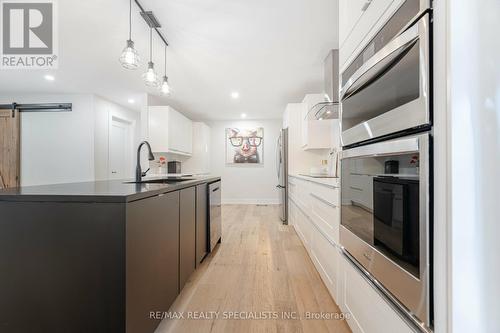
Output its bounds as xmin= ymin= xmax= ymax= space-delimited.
xmin=0 ymin=201 xmax=126 ymax=333
xmin=126 ymin=191 xmax=180 ymax=333
xmin=179 ymin=187 xmax=196 ymax=291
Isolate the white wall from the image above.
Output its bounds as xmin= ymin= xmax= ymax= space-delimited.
xmin=0 ymin=94 xmax=95 ymax=186
xmin=94 ymin=96 xmax=141 ymax=180
xmin=448 ymin=1 xmax=500 ymax=332
xmin=208 ymin=119 xmax=282 ymax=205
xmin=0 ymin=94 xmax=141 ymax=186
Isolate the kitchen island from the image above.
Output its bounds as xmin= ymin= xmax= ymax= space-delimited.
xmin=0 ymin=176 xmax=221 ymax=333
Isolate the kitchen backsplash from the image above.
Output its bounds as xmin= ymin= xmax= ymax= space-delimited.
xmin=149 ymin=153 xmax=190 ymax=174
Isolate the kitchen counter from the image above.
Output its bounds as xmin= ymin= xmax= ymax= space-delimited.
xmin=289 ymin=173 xmax=339 ymax=188
xmin=0 ymin=175 xmax=220 ymax=203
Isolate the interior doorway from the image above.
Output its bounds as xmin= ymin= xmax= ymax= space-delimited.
xmin=108 ymin=115 xmax=135 ymax=180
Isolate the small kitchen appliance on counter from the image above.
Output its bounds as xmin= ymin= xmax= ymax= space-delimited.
xmin=167 ymin=161 xmax=181 ymax=174
xmin=385 ymin=160 xmax=399 ymax=174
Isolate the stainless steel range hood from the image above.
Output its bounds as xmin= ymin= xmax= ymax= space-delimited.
xmin=308 ymin=49 xmax=339 ymax=120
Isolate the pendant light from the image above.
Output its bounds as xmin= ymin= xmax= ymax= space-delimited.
xmin=119 ymin=0 xmax=140 ymax=69
xmin=159 ymin=45 xmax=170 ymax=95
xmin=142 ymin=27 xmax=158 ymax=86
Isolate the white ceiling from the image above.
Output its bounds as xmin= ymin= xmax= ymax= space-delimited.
xmin=0 ymin=0 xmax=338 ymax=120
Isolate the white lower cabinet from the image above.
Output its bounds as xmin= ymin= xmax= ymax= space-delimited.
xmin=288 ymin=175 xmax=415 ymax=333
xmin=290 ymin=200 xmax=306 ymax=246
xmin=288 ymin=176 xmax=341 ymax=304
xmin=310 ymin=227 xmax=339 ymax=301
xmin=339 ymin=255 xmax=415 ymax=333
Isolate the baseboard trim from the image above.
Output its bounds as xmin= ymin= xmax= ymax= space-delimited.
xmin=222 ymin=198 xmax=280 ymax=205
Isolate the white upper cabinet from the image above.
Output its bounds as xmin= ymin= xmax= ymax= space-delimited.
xmin=182 ymin=122 xmax=211 ymax=175
xmin=148 ymin=106 xmax=170 ymax=152
xmin=339 ymin=0 xmax=403 ymax=71
xmin=148 ymin=106 xmax=193 ymax=156
xmin=168 ymin=108 xmax=193 ymax=155
xmin=339 ymin=0 xmax=367 ymax=48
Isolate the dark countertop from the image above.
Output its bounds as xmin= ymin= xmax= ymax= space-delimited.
xmin=0 ymin=176 xmax=221 ymax=203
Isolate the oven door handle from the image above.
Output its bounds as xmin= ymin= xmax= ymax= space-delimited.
xmin=340 ymin=23 xmax=420 ymax=101
xmin=341 ymin=135 xmax=422 ymax=160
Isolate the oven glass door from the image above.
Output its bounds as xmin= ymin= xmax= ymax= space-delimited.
xmin=341 ymin=147 xmax=421 ymax=277
xmin=340 ymin=9 xmax=430 ymax=147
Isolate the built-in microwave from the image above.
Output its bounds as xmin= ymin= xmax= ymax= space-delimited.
xmin=340 ymin=0 xmax=432 ymax=148
xmin=340 ymin=133 xmax=431 ymax=330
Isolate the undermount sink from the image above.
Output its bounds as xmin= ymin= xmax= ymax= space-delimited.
xmin=126 ymin=178 xmax=195 ymax=184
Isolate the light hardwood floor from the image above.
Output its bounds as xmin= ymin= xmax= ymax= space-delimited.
xmin=156 ymin=204 xmax=351 ymax=333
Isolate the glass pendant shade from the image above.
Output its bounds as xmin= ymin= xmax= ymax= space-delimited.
xmin=160 ymin=76 xmax=170 ymax=95
xmin=119 ymin=40 xmax=140 ymax=69
xmin=143 ymin=61 xmax=158 ymax=87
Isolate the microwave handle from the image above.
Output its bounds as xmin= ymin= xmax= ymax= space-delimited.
xmin=340 ymin=23 xmax=420 ymax=100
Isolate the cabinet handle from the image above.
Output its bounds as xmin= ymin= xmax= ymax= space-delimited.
xmin=212 ymin=187 xmax=220 ymax=192
xmin=350 ymin=186 xmax=363 ymax=191
xmin=309 ymin=193 xmax=337 ymax=208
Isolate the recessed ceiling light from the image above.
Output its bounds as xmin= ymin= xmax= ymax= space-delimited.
xmin=128 ymin=98 xmax=135 ymax=104
xmin=44 ymin=75 xmax=55 ymax=81
xmin=241 ymin=113 xmax=247 ymax=118
xmin=231 ymin=92 xmax=240 ymax=99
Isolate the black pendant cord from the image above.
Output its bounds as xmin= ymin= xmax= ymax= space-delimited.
xmin=128 ymin=0 xmax=132 ymax=40
xmin=164 ymin=45 xmax=167 ymax=76
xmin=149 ymin=27 xmax=152 ymax=62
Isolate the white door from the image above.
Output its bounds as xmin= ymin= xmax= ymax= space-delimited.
xmin=109 ymin=117 xmax=133 ymax=179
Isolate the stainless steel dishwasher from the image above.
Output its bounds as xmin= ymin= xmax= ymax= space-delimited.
xmin=208 ymin=181 xmax=221 ymax=251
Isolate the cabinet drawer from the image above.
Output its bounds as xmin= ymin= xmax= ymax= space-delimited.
xmin=311 ymin=229 xmax=339 ymax=300
xmin=310 ymin=193 xmax=340 ymax=244
xmin=309 ymin=182 xmax=339 ymax=207
xmin=290 ymin=178 xmax=311 ymax=211
xmin=289 ymin=198 xmax=298 ymax=227
xmin=299 ymin=208 xmax=312 ymax=249
xmin=288 ymin=179 xmax=297 ymax=201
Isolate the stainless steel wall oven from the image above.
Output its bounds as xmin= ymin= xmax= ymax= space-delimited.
xmin=339 ymin=0 xmax=433 ymax=331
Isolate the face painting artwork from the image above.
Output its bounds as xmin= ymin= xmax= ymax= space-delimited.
xmin=226 ymin=128 xmax=264 ymax=164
